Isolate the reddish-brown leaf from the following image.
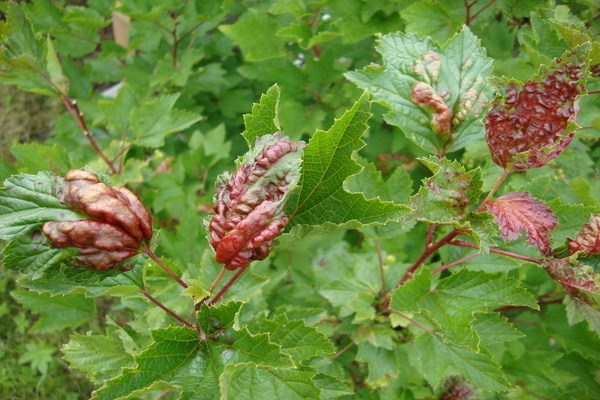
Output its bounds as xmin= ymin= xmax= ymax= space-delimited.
xmin=543 ymin=257 xmax=600 ymax=311
xmin=485 ymin=46 xmax=588 ymax=171
xmin=485 ymin=191 xmax=557 ymax=256
xmin=568 ymin=214 xmax=600 ymax=255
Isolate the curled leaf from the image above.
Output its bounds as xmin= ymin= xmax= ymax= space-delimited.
xmin=568 ymin=214 xmax=600 ymax=256
xmin=485 ymin=46 xmax=589 ymax=171
xmin=208 ymin=132 xmax=305 ymax=270
xmin=543 ymin=256 xmax=600 ymax=311
xmin=485 ymin=191 xmax=557 ymax=256
xmin=411 ymin=82 xmax=452 ymax=137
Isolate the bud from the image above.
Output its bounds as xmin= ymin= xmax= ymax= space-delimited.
xmin=485 ymin=46 xmax=588 ymax=171
xmin=43 ymin=169 xmax=152 ymax=270
xmin=208 ymin=132 xmax=305 ymax=270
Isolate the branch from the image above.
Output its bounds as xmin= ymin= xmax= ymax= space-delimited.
xmin=208 ymin=265 xmax=249 ymax=306
xmin=449 ymin=240 xmax=542 ymax=264
xmin=144 ymin=247 xmax=189 ymax=289
xmin=140 ymin=289 xmax=194 ymax=328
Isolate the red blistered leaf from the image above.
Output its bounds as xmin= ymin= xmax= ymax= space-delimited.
xmin=485 ymin=191 xmax=557 ymax=256
xmin=485 ymin=46 xmax=589 ymax=171
xmin=543 ymin=257 xmax=600 ymax=311
xmin=568 ymin=214 xmax=600 ymax=255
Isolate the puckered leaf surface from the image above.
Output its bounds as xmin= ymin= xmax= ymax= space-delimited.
xmin=568 ymin=214 xmax=600 ymax=256
xmin=485 ymin=191 xmax=557 ymax=256
xmin=346 ymin=27 xmax=493 ymax=154
xmin=543 ymin=256 xmax=600 ymax=311
xmin=390 ymin=266 xmax=538 ymax=350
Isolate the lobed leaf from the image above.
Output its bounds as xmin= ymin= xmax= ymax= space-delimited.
xmin=542 ymin=256 xmax=600 ymax=311
xmin=485 ymin=191 xmax=557 ymax=256
xmin=242 ymin=83 xmax=281 ymax=146
xmin=346 ymin=27 xmax=493 ymax=154
xmin=567 ymin=214 xmax=600 ymax=256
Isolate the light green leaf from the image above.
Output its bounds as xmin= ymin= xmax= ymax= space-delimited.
xmin=400 ymin=0 xmax=462 ymax=43
xmin=415 ymin=333 xmax=511 ymax=390
xmin=62 ymin=332 xmax=136 ymax=383
xmin=472 ymin=313 xmax=524 ymax=346
xmin=12 ymin=290 xmax=95 ymax=333
xmin=287 ymin=93 xmax=408 ymax=235
xmin=247 ymin=313 xmax=336 ymax=362
xmin=312 ymin=373 xmax=354 ymax=399
xmin=219 ymin=9 xmax=286 ymax=61
xmin=390 ymin=266 xmax=538 ymax=350
xmin=11 ymin=143 xmax=71 ymax=174
xmin=220 ymin=363 xmax=320 ymax=400
xmin=130 ymin=94 xmax=202 ymax=148
xmin=45 ymin=36 xmax=68 ymax=93
xmin=346 ymin=27 xmax=493 ymax=154
xmin=242 ymin=84 xmax=281 ymax=147
xmin=544 ymin=307 xmax=600 ymax=360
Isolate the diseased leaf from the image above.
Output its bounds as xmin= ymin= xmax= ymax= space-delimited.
xmin=12 ymin=290 xmax=95 ymax=333
xmin=287 ymin=93 xmax=408 ymax=236
xmin=485 ymin=191 xmax=557 ymax=256
xmin=543 ymin=256 xmax=600 ymax=310
xmin=403 ymin=156 xmax=495 ymax=250
xmin=390 ymin=266 xmax=538 ymax=350
xmin=485 ymin=46 xmax=589 ymax=171
xmin=130 ymin=94 xmax=202 ymax=148
xmin=568 ymin=214 xmax=600 ymax=256
xmin=219 ymin=363 xmax=321 ymax=400
xmin=346 ymin=27 xmax=493 ymax=154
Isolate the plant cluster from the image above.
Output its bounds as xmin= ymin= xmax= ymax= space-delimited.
xmin=1 ymin=1 xmax=600 ymax=399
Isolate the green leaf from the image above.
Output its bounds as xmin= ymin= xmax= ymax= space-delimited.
xmin=219 ymin=9 xmax=286 ymax=61
xmin=11 ymin=143 xmax=71 ymax=174
xmin=400 ymin=0 xmax=462 ymax=43
xmin=45 ymin=36 xmax=69 ymax=93
xmin=98 ymin=83 xmax=137 ymax=131
xmin=543 ymin=306 xmax=600 ymax=360
xmin=12 ymin=290 xmax=95 ymax=333
xmin=129 ymin=94 xmax=203 ymax=148
xmin=390 ymin=266 xmax=538 ymax=350
xmin=472 ymin=313 xmax=524 ymax=347
xmin=62 ymin=332 xmax=136 ymax=383
xmin=346 ymin=27 xmax=493 ymax=154
xmin=287 ymin=93 xmax=408 ymax=236
xmin=415 ymin=333 xmax=511 ymax=390
xmin=220 ymin=363 xmax=321 ymax=400
xmin=0 ymin=171 xmax=80 ymax=239
xmin=95 ymin=302 xmax=292 ymax=400
xmin=312 ymin=373 xmax=354 ymax=399
xmin=242 ymin=84 xmax=281 ymax=147
xmin=247 ymin=313 xmax=336 ymax=362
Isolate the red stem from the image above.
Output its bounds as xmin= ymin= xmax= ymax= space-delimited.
xmin=397 ymin=230 xmax=459 ymax=286
xmin=140 ymin=289 xmax=194 ymax=328
xmin=144 ymin=248 xmax=189 ymax=289
xmin=208 ymin=265 xmax=249 ymax=306
xmin=449 ymin=240 xmax=542 ymax=264
xmin=587 ymin=90 xmax=600 ymax=95
xmin=431 ymin=252 xmax=482 ymax=274
xmin=477 ymin=169 xmax=510 ymax=212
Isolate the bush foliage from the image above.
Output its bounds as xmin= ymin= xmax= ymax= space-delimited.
xmin=1 ymin=0 xmax=600 ymax=399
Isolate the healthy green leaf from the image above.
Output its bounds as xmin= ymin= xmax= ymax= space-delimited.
xmin=346 ymin=27 xmax=493 ymax=154
xmin=62 ymin=332 xmax=136 ymax=383
xmin=287 ymin=93 xmax=408 ymax=236
xmin=220 ymin=363 xmax=321 ymax=400
xmin=242 ymin=84 xmax=281 ymax=147
xmin=390 ymin=266 xmax=538 ymax=349
xmin=10 ymin=143 xmax=71 ymax=174
xmin=415 ymin=333 xmax=511 ymax=390
xmin=12 ymin=290 xmax=95 ymax=333
xmin=129 ymin=94 xmax=203 ymax=148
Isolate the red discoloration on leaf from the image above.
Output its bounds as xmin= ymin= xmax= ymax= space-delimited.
xmin=208 ymin=132 xmax=304 ymax=270
xmin=543 ymin=257 xmax=600 ymax=310
xmin=411 ymin=81 xmax=452 ymax=136
xmin=485 ymin=47 xmax=588 ymax=171
xmin=485 ymin=191 xmax=557 ymax=256
xmin=43 ymin=169 xmax=152 ymax=270
xmin=568 ymin=214 xmax=600 ymax=255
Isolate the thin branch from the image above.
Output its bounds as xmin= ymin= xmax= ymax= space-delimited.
xmin=144 ymin=247 xmax=189 ymax=289
xmin=449 ymin=240 xmax=542 ymax=264
xmin=587 ymin=90 xmax=600 ymax=95
xmin=476 ymin=169 xmax=510 ymax=212
xmin=375 ymin=238 xmax=386 ymax=295
xmin=39 ymin=70 xmax=117 ymax=174
xmin=331 ymin=342 xmax=354 ymax=360
xmin=397 ymin=229 xmax=459 ymax=286
xmin=140 ymin=289 xmax=194 ymax=328
xmin=425 ymin=223 xmax=436 ymax=248
xmin=208 ymin=264 xmax=249 ymax=306
xmin=431 ymin=252 xmax=482 ymax=274
xmin=195 ymin=268 xmax=228 ymax=310
xmin=468 ymin=0 xmax=498 ymax=25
